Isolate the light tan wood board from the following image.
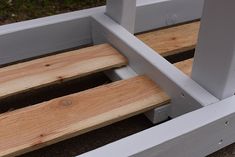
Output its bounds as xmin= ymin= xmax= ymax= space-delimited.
xmin=0 ymin=20 xmax=196 ymax=156
xmin=137 ymin=21 xmax=200 ymax=57
xmin=175 ymin=59 xmax=193 ymax=76
xmin=0 ymin=21 xmax=199 ymax=101
xmin=0 ymin=44 xmax=127 ymax=100
xmin=0 ymin=58 xmax=193 ymax=157
xmin=0 ymin=76 xmax=169 ymax=157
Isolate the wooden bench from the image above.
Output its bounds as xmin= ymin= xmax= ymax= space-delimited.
xmin=0 ymin=21 xmax=198 ymax=157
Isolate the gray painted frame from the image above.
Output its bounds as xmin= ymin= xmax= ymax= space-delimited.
xmin=0 ymin=0 xmax=203 ymax=65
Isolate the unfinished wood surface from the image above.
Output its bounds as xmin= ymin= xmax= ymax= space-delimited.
xmin=0 ymin=58 xmax=194 ymax=156
xmin=0 ymin=21 xmax=199 ymax=101
xmin=0 ymin=76 xmax=169 ymax=157
xmin=137 ymin=21 xmax=200 ymax=57
xmin=0 ymin=44 xmax=127 ymax=100
xmin=175 ymin=59 xmax=193 ymax=76
xmin=0 ymin=20 xmax=196 ymax=156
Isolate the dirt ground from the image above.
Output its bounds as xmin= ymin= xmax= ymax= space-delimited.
xmin=0 ymin=0 xmax=105 ymax=25
xmin=210 ymin=145 xmax=235 ymax=157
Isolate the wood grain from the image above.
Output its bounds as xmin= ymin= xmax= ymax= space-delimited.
xmin=0 ymin=58 xmax=194 ymax=157
xmin=0 ymin=76 xmax=169 ymax=157
xmin=0 ymin=20 xmax=196 ymax=156
xmin=137 ymin=21 xmax=200 ymax=57
xmin=0 ymin=44 xmax=127 ymax=100
xmin=0 ymin=21 xmax=199 ymax=100
xmin=175 ymin=59 xmax=193 ymax=76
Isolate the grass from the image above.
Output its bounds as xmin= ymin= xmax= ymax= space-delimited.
xmin=0 ymin=0 xmax=105 ymax=25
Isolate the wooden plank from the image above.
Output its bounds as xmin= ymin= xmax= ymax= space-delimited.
xmin=0 ymin=76 xmax=169 ymax=157
xmin=0 ymin=44 xmax=127 ymax=100
xmin=0 ymin=58 xmax=194 ymax=157
xmin=137 ymin=21 xmax=200 ymax=57
xmin=175 ymin=59 xmax=193 ymax=76
xmin=0 ymin=20 xmax=196 ymax=156
xmin=0 ymin=21 xmax=199 ymax=101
